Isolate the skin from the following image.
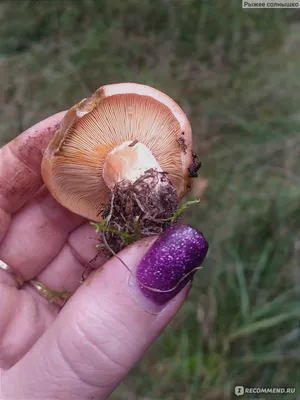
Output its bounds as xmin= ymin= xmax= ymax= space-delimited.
xmin=0 ymin=113 xmax=195 ymax=400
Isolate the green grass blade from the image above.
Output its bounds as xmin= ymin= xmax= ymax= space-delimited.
xmin=228 ymin=308 xmax=300 ymax=342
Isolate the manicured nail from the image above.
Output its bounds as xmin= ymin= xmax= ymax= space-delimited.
xmin=135 ymin=224 xmax=208 ymax=307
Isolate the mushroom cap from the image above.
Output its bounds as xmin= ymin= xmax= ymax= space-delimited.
xmin=41 ymin=83 xmax=193 ymax=221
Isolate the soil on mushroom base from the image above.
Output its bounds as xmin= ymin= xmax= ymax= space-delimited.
xmin=100 ymin=168 xmax=179 ymax=254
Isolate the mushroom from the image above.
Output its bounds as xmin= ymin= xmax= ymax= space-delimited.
xmin=42 ymin=83 xmax=197 ymax=251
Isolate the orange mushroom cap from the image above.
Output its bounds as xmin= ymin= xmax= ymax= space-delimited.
xmin=41 ymin=83 xmax=193 ymax=221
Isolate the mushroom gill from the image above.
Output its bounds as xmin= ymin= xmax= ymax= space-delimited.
xmin=42 ymin=83 xmax=195 ymax=252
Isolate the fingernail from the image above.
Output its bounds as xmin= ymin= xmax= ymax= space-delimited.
xmin=130 ymin=224 xmax=208 ymax=311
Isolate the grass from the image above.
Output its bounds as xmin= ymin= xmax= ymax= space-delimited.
xmin=0 ymin=1 xmax=299 ymax=399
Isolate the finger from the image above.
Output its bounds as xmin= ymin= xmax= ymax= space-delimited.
xmin=0 ymin=283 xmax=58 ymax=370
xmin=32 ymin=223 xmax=109 ymax=293
xmin=2 ymin=225 xmax=208 ymax=400
xmin=0 ymin=188 xmax=84 ymax=281
xmin=0 ymin=111 xmax=65 ymax=242
xmin=0 ymin=224 xmax=107 ymax=370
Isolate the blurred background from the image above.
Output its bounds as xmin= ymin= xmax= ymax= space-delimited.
xmin=0 ymin=1 xmax=299 ymax=399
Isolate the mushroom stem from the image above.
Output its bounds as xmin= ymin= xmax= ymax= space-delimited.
xmin=101 ymin=141 xmax=179 ymax=253
xmin=102 ymin=141 xmax=163 ymax=189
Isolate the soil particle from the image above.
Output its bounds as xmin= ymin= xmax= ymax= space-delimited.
xmin=176 ymin=137 xmax=187 ymax=154
xmin=188 ymin=150 xmax=202 ymax=178
xmin=129 ymin=139 xmax=138 ymax=147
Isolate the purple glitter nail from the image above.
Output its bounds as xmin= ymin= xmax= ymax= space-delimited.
xmin=136 ymin=224 xmax=209 ymax=305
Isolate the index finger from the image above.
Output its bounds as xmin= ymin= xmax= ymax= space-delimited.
xmin=0 ymin=112 xmax=66 ymax=241
xmin=0 ymin=112 xmax=66 ymax=215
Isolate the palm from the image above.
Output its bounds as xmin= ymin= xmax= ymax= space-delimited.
xmin=0 ymin=113 xmax=107 ymax=370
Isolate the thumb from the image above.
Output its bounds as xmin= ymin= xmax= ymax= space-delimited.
xmin=1 ymin=224 xmax=208 ymax=400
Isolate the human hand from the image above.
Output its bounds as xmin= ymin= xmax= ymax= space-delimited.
xmin=0 ymin=113 xmax=208 ymax=400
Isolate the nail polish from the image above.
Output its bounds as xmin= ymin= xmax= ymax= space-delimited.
xmin=135 ymin=224 xmax=208 ymax=306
